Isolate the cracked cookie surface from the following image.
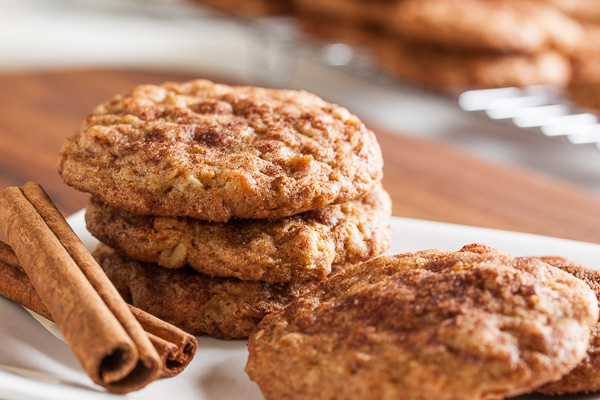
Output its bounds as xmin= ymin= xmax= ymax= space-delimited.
xmin=85 ymin=184 xmax=392 ymax=283
xmin=59 ymin=79 xmax=383 ymax=221
xmin=246 ymin=244 xmax=598 ymax=400
xmin=385 ymin=0 xmax=583 ymax=54
xmin=94 ymin=243 xmax=350 ymax=339
xmin=534 ymin=256 xmax=600 ymax=395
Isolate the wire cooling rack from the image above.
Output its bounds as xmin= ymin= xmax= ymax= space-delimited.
xmin=458 ymin=86 xmax=600 ymax=151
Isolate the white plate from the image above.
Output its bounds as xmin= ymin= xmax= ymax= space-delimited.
xmin=1 ymin=211 xmax=599 ymax=400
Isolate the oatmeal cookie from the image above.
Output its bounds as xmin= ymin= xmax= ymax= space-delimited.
xmin=85 ymin=184 xmax=391 ymax=283
xmin=569 ymin=82 xmax=600 ymax=112
xmin=94 ymin=244 xmax=347 ymax=340
xmin=374 ymin=39 xmax=571 ymax=94
xmin=385 ymin=0 xmax=583 ymax=54
xmin=191 ymin=0 xmax=292 ymax=16
xmin=294 ymin=0 xmax=390 ymax=27
xmin=544 ymin=0 xmax=600 ymax=23
xmin=568 ymin=50 xmax=600 ymax=112
xmin=298 ymin=17 xmax=383 ymax=47
xmin=246 ymin=244 xmax=598 ymax=400
xmin=58 ymin=79 xmax=383 ymax=222
xmin=535 ymin=256 xmax=600 ymax=395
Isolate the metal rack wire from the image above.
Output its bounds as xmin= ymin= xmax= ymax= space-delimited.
xmin=458 ymin=86 xmax=600 ymax=151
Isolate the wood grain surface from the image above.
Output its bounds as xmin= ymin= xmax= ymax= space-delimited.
xmin=1 ymin=69 xmax=600 ymax=244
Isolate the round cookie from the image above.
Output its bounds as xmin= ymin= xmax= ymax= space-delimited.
xmin=85 ymin=184 xmax=392 ymax=283
xmin=544 ymin=0 xmax=600 ymax=23
xmin=295 ymin=0 xmax=390 ymax=26
xmin=58 ymin=79 xmax=383 ymax=222
xmin=374 ymin=39 xmax=571 ymax=94
xmin=246 ymin=244 xmax=599 ymax=400
xmin=568 ymin=50 xmax=600 ymax=112
xmin=534 ymin=256 xmax=600 ymax=395
xmin=385 ymin=0 xmax=583 ymax=54
xmin=93 ymin=243 xmax=347 ymax=340
xmin=298 ymin=17 xmax=384 ymax=47
xmin=191 ymin=0 xmax=292 ymax=17
xmin=569 ymin=82 xmax=600 ymax=112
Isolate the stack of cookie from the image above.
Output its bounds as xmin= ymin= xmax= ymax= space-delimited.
xmin=568 ymin=50 xmax=600 ymax=112
xmin=545 ymin=0 xmax=600 ymax=111
xmin=375 ymin=0 xmax=584 ymax=94
xmin=58 ymin=79 xmax=391 ymax=339
xmin=293 ymin=0 xmax=586 ymax=95
xmin=190 ymin=0 xmax=293 ymax=17
xmin=293 ymin=0 xmax=390 ymax=47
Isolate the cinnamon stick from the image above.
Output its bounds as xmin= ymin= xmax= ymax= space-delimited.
xmin=0 ymin=240 xmax=197 ymax=378
xmin=0 ymin=183 xmax=162 ymax=393
xmin=0 ymin=241 xmax=50 ymax=320
xmin=129 ymin=307 xmax=197 ymax=377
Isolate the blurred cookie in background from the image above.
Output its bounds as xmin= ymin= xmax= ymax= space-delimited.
xmin=568 ymin=53 xmax=600 ymax=112
xmin=296 ymin=18 xmax=383 ymax=49
xmin=188 ymin=0 xmax=599 ymax=104
xmin=550 ymin=2 xmax=600 ymax=112
xmin=293 ymin=0 xmax=583 ymax=93
xmin=190 ymin=0 xmax=293 ymax=17
xmin=294 ymin=0 xmax=389 ymax=27
xmin=384 ymin=0 xmax=584 ymax=54
xmin=374 ymin=40 xmax=571 ymax=94
xmin=543 ymin=0 xmax=600 ymax=24
xmin=534 ymin=256 xmax=600 ymax=395
xmin=293 ymin=0 xmax=390 ymax=47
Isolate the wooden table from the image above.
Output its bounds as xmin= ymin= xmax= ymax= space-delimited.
xmin=1 ymin=69 xmax=600 ymax=244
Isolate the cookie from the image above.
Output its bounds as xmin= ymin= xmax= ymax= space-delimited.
xmin=298 ymin=17 xmax=384 ymax=47
xmin=544 ymin=0 xmax=600 ymax=23
xmin=246 ymin=244 xmax=598 ymax=400
xmin=94 ymin=243 xmax=348 ymax=340
xmin=534 ymin=256 xmax=600 ymax=395
xmin=385 ymin=0 xmax=583 ymax=54
xmin=571 ymin=21 xmax=600 ymax=58
xmin=374 ymin=39 xmax=571 ymax=94
xmin=85 ymin=184 xmax=392 ymax=283
xmin=58 ymin=79 xmax=383 ymax=222
xmin=191 ymin=0 xmax=292 ymax=16
xmin=568 ymin=49 xmax=600 ymax=112
xmin=569 ymin=82 xmax=600 ymax=112
xmin=294 ymin=0 xmax=390 ymax=26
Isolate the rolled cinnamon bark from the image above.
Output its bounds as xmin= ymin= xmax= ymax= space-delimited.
xmin=0 ymin=241 xmax=51 ymax=320
xmin=0 ymin=240 xmax=197 ymax=378
xmin=129 ymin=307 xmax=197 ymax=377
xmin=0 ymin=183 xmax=163 ymax=393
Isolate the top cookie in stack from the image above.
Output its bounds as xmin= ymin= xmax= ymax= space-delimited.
xmin=58 ymin=79 xmax=383 ymax=222
xmin=58 ymin=80 xmax=390 ymax=338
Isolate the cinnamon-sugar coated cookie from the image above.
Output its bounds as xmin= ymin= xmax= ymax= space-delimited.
xmin=385 ymin=0 xmax=583 ymax=54
xmin=85 ymin=184 xmax=392 ymax=283
xmin=534 ymin=256 xmax=600 ymax=395
xmin=544 ymin=0 xmax=600 ymax=23
xmin=191 ymin=0 xmax=292 ymax=17
xmin=246 ymin=244 xmax=598 ymax=400
xmin=374 ymin=40 xmax=571 ymax=94
xmin=94 ymin=244 xmax=350 ymax=340
xmin=59 ymin=79 xmax=383 ymax=222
